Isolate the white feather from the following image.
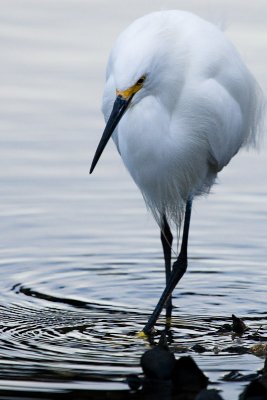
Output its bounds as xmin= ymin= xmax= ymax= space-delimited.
xmin=102 ymin=10 xmax=265 ymax=228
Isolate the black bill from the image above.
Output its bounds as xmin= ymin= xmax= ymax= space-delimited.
xmin=90 ymin=95 xmax=133 ymax=174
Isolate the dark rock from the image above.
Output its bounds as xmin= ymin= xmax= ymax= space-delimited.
xmin=260 ymin=372 xmax=267 ymax=391
xmin=192 ymin=344 xmax=207 ymax=353
xmin=224 ymin=345 xmax=250 ymax=355
xmin=222 ymin=370 xmax=258 ymax=382
xmin=232 ymin=314 xmax=248 ymax=334
xmin=217 ymin=323 xmax=232 ymax=333
xmin=141 ymin=378 xmax=172 ymax=398
xmin=141 ymin=332 xmax=176 ymax=380
xmin=239 ymin=378 xmax=267 ymax=400
xmin=195 ymin=388 xmax=224 ymax=400
xmin=172 ymin=356 xmax=208 ymax=392
xmin=126 ymin=374 xmax=142 ymax=391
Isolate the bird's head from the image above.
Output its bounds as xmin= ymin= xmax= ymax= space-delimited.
xmin=90 ymin=11 xmax=175 ymax=174
xmin=89 ymin=73 xmax=148 ymax=174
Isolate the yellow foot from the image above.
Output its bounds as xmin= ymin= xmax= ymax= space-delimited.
xmin=136 ymin=330 xmax=149 ymax=339
xmin=165 ymin=316 xmax=172 ymax=327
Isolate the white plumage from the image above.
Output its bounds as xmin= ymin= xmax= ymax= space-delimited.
xmin=101 ymin=10 xmax=263 ymax=227
xmin=90 ymin=10 xmax=264 ymax=333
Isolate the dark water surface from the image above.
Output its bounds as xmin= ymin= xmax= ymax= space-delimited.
xmin=0 ymin=1 xmax=266 ymax=399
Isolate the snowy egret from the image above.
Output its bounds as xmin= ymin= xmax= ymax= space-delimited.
xmin=90 ymin=10 xmax=264 ymax=334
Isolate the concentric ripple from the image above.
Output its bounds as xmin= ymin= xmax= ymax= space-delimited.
xmin=0 ymin=284 xmax=266 ymax=398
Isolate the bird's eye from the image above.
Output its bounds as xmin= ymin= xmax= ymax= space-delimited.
xmin=136 ymin=76 xmax=146 ymax=86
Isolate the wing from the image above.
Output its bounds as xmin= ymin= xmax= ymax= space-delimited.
xmin=183 ymin=70 xmax=263 ymax=172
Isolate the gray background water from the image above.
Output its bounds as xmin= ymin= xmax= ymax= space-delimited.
xmin=0 ymin=1 xmax=266 ymax=399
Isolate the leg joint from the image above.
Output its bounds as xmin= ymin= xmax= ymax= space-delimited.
xmin=173 ymin=257 xmax=187 ymax=275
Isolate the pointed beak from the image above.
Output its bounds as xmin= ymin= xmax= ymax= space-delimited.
xmin=90 ymin=94 xmax=133 ymax=174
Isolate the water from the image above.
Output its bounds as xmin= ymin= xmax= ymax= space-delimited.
xmin=0 ymin=1 xmax=266 ymax=399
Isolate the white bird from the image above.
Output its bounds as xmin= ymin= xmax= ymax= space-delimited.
xmin=90 ymin=10 xmax=264 ymax=334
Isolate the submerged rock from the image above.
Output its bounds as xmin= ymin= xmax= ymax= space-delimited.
xmin=196 ymin=389 xmax=224 ymax=400
xmin=141 ymin=332 xmax=176 ymax=380
xmin=172 ymin=356 xmax=208 ymax=394
xmin=232 ymin=314 xmax=248 ymax=335
xmin=239 ymin=356 xmax=267 ymax=400
xmin=250 ymin=343 xmax=267 ymax=357
xmin=239 ymin=379 xmax=267 ymax=400
xmin=131 ymin=332 xmax=209 ymax=399
xmin=223 ymin=345 xmax=250 ymax=355
xmin=192 ymin=344 xmax=207 ymax=353
xmin=222 ymin=371 xmax=258 ymax=382
xmin=126 ymin=374 xmax=142 ymax=391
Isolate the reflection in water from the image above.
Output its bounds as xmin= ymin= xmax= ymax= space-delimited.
xmin=0 ymin=285 xmax=266 ymax=398
xmin=0 ymin=1 xmax=266 ymax=399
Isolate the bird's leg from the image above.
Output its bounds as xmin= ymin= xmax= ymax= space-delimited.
xmin=143 ymin=199 xmax=192 ymax=335
xmin=160 ymin=215 xmax=173 ymax=320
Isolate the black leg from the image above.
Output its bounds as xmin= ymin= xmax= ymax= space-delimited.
xmin=160 ymin=215 xmax=173 ymax=319
xmin=143 ymin=199 xmax=192 ymax=334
